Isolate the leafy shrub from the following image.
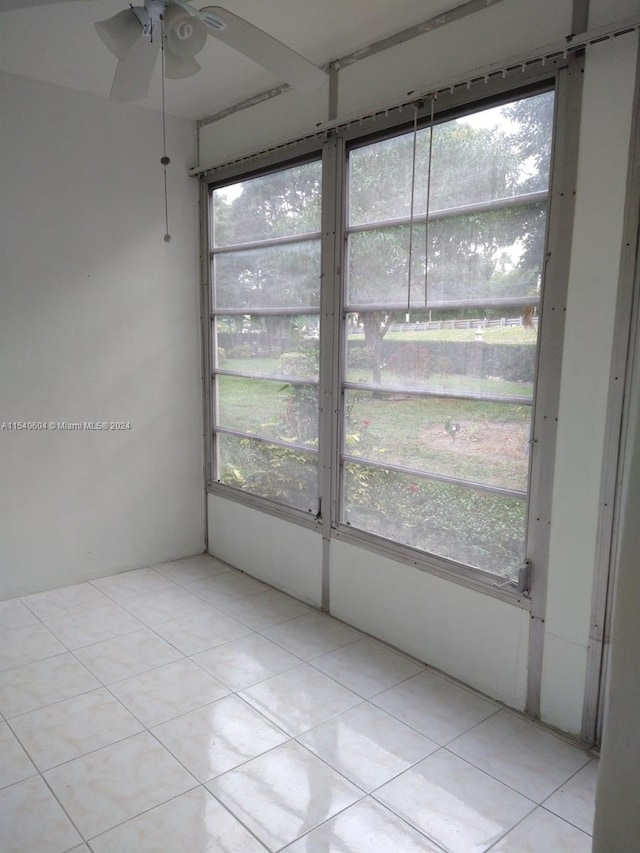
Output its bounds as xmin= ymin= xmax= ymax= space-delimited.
xmin=227 ymin=345 xmax=252 ymax=359
xmin=278 ymin=350 xmax=318 ymax=379
xmin=386 ymin=344 xmax=433 ymax=377
xmin=343 ymin=463 xmax=525 ymax=577
xmin=348 ymin=345 xmax=376 ymax=368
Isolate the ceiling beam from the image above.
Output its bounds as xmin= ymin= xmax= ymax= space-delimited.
xmin=197 ymin=0 xmax=509 ymax=128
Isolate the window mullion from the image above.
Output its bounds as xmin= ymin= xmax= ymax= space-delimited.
xmin=318 ymin=135 xmax=344 ymax=552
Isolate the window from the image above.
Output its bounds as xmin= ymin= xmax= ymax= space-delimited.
xmin=341 ymin=92 xmax=555 ymax=579
xmin=207 ymin=86 xmax=557 ymax=586
xmin=210 ymin=160 xmax=323 ymax=513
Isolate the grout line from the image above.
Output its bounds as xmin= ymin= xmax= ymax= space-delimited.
xmin=39 ymin=768 xmax=90 ymax=848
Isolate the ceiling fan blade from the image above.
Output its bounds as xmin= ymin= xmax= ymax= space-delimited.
xmin=164 ymin=45 xmax=201 ymax=79
xmin=110 ymin=32 xmax=160 ymax=102
xmin=96 ymin=9 xmax=143 ymax=61
xmin=198 ymin=5 xmax=327 ymax=93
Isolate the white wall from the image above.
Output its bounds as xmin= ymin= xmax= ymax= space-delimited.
xmin=0 ymin=72 xmax=204 ymax=599
xmin=207 ymin=495 xmax=323 ymax=606
xmin=541 ymin=30 xmax=638 ymax=733
xmin=330 ymin=541 xmax=530 ymax=708
xmin=592 ymin=293 xmax=640 ymax=850
xmin=204 ymin=0 xmax=640 ymax=734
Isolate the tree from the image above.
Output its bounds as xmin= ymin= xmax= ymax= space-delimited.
xmin=346 ymin=92 xmax=555 ymax=379
xmin=213 ymin=161 xmax=323 ymax=355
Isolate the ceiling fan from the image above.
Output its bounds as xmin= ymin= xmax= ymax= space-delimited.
xmin=0 ymin=0 xmax=328 ymax=102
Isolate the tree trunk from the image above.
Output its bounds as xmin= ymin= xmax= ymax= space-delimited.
xmin=361 ymin=311 xmax=393 ymax=393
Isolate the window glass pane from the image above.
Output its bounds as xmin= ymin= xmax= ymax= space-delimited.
xmin=216 ymin=315 xmax=319 ymax=380
xmin=345 ymin=311 xmax=536 ymax=399
xmin=213 ymin=161 xmax=322 ymax=247
xmin=217 ymin=433 xmax=317 ymax=511
xmin=342 ymin=89 xmax=554 ymax=576
xmin=214 ymin=240 xmax=321 ymax=311
xmin=343 ymin=462 xmax=526 ymax=577
xmin=344 ymin=391 xmax=529 ymax=491
xmin=348 ymin=91 xmax=554 ymax=226
xmin=347 ymin=205 xmax=545 ymax=307
xmin=346 ymin=225 xmax=420 ymax=306
xmin=217 ymin=376 xmax=319 ymax=447
xmin=212 ymin=158 xmax=322 ymax=512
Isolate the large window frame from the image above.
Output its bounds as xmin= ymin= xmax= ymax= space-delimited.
xmin=209 ymin=157 xmax=324 ymax=517
xmin=202 ymin=59 xmax=577 ymax=606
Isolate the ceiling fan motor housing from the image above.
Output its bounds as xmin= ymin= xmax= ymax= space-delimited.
xmin=145 ymin=1 xmax=168 ymax=24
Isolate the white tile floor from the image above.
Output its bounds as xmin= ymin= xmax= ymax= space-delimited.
xmin=0 ymin=555 xmax=597 ymax=852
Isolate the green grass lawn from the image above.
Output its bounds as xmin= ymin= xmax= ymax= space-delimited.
xmin=217 ymin=369 xmax=531 ymax=490
xmin=221 ymin=357 xmax=533 ymax=399
xmin=215 ymin=354 xmax=531 ymax=576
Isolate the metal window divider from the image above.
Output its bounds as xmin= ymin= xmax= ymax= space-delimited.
xmin=318 ymin=132 xmax=345 ymax=610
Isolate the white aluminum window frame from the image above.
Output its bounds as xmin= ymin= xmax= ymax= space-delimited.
xmin=202 ymin=56 xmax=582 ymax=610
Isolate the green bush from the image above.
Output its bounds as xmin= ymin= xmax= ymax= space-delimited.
xmin=227 ymin=344 xmax=253 ymax=359
xmin=278 ymin=351 xmax=318 ymax=378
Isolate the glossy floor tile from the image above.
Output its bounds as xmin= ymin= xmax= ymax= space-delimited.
xmin=207 ymin=740 xmax=361 ymax=851
xmin=119 ymin=586 xmax=212 ymax=627
xmin=298 ymin=701 xmax=438 ymax=791
xmin=261 ymin=612 xmax=362 ymax=660
xmin=284 ymin=797 xmax=443 ymax=852
xmin=0 ymin=622 xmax=65 ymax=671
xmin=240 ymin=663 xmax=362 ymax=736
xmin=20 ymin=582 xmax=111 ymax=621
xmin=0 ymin=720 xmax=36 ymax=788
xmin=218 ymin=588 xmax=311 ymax=630
xmin=311 ymin=637 xmax=423 ymax=698
xmin=90 ymin=787 xmax=268 ymax=853
xmin=0 ymin=652 xmax=100 ymax=717
xmin=543 ymin=759 xmax=599 ymax=834
xmin=72 ymin=626 xmax=182 ymax=683
xmin=153 ymin=553 xmax=232 ymax=585
xmin=152 ymin=694 xmax=289 ymax=780
xmin=488 ymin=806 xmax=592 ymax=852
xmin=91 ymin=567 xmax=179 ymax=602
xmin=185 ymin=569 xmax=269 ymax=605
xmin=44 ymin=731 xmax=196 ymax=838
xmin=108 ymin=658 xmax=229 ymax=727
xmin=0 ymin=598 xmax=39 ymax=631
xmin=0 ymin=776 xmax=82 ymax=853
xmin=151 ymin=606 xmax=252 ymax=655
xmin=193 ymin=632 xmax=300 ymax=691
xmin=9 ymin=687 xmax=143 ymax=770
xmin=0 ymin=556 xmax=597 ymax=852
xmin=449 ymin=710 xmax=590 ymax=802
xmin=42 ymin=601 xmax=143 ymax=649
xmin=372 ymin=669 xmax=498 ymax=744
xmin=375 ymin=749 xmax=535 ymax=853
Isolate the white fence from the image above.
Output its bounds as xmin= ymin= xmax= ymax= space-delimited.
xmin=388 ymin=316 xmax=538 ymax=333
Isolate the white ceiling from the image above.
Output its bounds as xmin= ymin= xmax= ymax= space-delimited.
xmin=0 ymin=0 xmax=463 ymax=119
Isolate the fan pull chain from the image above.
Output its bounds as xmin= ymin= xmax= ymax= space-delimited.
xmin=406 ymin=102 xmax=419 ymax=322
xmin=424 ymin=94 xmax=436 ymax=309
xmin=160 ymin=16 xmax=171 ymax=243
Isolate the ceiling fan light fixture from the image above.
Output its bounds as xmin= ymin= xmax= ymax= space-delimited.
xmin=165 ymin=5 xmax=207 ymax=59
xmin=95 ymin=9 xmax=144 ymax=60
xmin=164 ymin=45 xmax=201 ymax=79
